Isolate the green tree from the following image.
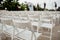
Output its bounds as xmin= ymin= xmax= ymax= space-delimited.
xmin=20 ymin=3 xmax=28 ymax=11
xmin=20 ymin=3 xmax=25 ymax=10
xmin=3 ymin=0 xmax=20 ymax=11
xmin=0 ymin=0 xmax=3 ymax=4
xmin=5 ymin=0 xmax=13 ymax=2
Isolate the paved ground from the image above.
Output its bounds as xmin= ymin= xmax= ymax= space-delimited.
xmin=38 ymin=24 xmax=60 ymax=40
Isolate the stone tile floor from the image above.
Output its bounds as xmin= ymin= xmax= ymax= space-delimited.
xmin=38 ymin=24 xmax=60 ymax=40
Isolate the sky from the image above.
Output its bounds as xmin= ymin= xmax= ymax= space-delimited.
xmin=18 ymin=0 xmax=60 ymax=9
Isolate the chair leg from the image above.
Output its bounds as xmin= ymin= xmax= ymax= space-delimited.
xmin=37 ymin=27 xmax=39 ymax=33
xmin=2 ymin=24 xmax=4 ymax=32
xmin=11 ymin=28 xmax=14 ymax=40
xmin=50 ymin=28 xmax=52 ymax=40
xmin=34 ymin=32 xmax=37 ymax=40
xmin=0 ymin=36 xmax=1 ymax=40
xmin=11 ymin=34 xmax=14 ymax=40
xmin=31 ymin=32 xmax=34 ymax=40
xmin=11 ymin=26 xmax=15 ymax=40
xmin=48 ymin=29 xmax=49 ymax=31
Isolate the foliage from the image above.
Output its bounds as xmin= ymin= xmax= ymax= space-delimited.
xmin=2 ymin=0 xmax=20 ymax=11
xmin=0 ymin=0 xmax=50 ymax=11
xmin=5 ymin=0 xmax=13 ymax=2
xmin=20 ymin=3 xmax=26 ymax=10
xmin=0 ymin=0 xmax=3 ymax=4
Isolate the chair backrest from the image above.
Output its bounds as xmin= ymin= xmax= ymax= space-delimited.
xmin=12 ymin=18 xmax=31 ymax=30
xmin=40 ymin=13 xmax=53 ymax=23
xmin=19 ymin=13 xmax=29 ymax=21
xmin=1 ymin=16 xmax=13 ymax=26
xmin=39 ymin=13 xmax=55 ymax=29
xmin=28 ymin=14 xmax=40 ymax=22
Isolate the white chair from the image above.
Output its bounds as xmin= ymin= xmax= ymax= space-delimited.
xmin=0 ymin=12 xmax=27 ymax=40
xmin=50 ymin=12 xmax=60 ymax=26
xmin=19 ymin=13 xmax=29 ymax=21
xmin=0 ymin=15 xmax=15 ymax=40
xmin=12 ymin=17 xmax=42 ymax=40
xmin=28 ymin=13 xmax=40 ymax=33
xmin=39 ymin=13 xmax=55 ymax=40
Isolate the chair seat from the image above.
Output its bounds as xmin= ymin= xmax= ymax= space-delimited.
xmin=0 ymin=17 xmax=11 ymax=20
xmin=31 ymin=22 xmax=39 ymax=27
xmin=41 ymin=19 xmax=51 ymax=22
xmin=29 ymin=18 xmax=39 ymax=21
xmin=20 ymin=17 xmax=28 ymax=20
xmin=16 ymin=29 xmax=42 ymax=40
xmin=1 ymin=24 xmax=42 ymax=40
xmin=13 ymin=20 xmax=29 ymax=23
xmin=40 ymin=23 xmax=55 ymax=29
